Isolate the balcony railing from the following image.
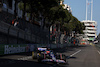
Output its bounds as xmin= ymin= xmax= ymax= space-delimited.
xmin=83 ymin=30 xmax=97 ymax=33
xmin=85 ymin=34 xmax=96 ymax=36
xmin=86 ymin=27 xmax=97 ymax=30
xmin=84 ymin=23 xmax=97 ymax=26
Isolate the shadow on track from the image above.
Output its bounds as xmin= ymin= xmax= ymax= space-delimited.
xmin=0 ymin=58 xmax=69 ymax=67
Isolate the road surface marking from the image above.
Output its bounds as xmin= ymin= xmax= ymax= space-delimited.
xmin=70 ymin=50 xmax=81 ymax=57
xmin=97 ymin=51 xmax=100 ymax=55
xmin=17 ymin=56 xmax=32 ymax=60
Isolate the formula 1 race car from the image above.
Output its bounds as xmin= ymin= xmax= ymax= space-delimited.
xmin=32 ymin=47 xmax=68 ymax=64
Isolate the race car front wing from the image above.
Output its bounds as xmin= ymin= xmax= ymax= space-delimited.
xmin=41 ymin=59 xmax=66 ymax=64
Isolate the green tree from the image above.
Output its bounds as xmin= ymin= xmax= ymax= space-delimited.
xmin=18 ymin=0 xmax=85 ymax=34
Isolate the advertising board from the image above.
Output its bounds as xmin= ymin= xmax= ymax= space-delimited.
xmin=0 ymin=44 xmax=36 ymax=55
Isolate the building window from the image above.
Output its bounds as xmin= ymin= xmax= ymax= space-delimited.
xmin=88 ymin=36 xmax=95 ymax=38
xmin=87 ymin=26 xmax=95 ymax=27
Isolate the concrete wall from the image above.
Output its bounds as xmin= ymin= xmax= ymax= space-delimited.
xmin=0 ymin=21 xmax=44 ymax=44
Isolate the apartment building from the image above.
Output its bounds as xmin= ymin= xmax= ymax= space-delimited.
xmin=81 ymin=20 xmax=97 ymax=41
xmin=60 ymin=0 xmax=72 ymax=13
xmin=63 ymin=4 xmax=72 ymax=13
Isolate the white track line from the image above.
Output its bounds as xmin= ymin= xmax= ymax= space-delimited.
xmin=17 ymin=56 xmax=32 ymax=60
xmin=97 ymin=51 xmax=100 ymax=55
xmin=70 ymin=50 xmax=81 ymax=57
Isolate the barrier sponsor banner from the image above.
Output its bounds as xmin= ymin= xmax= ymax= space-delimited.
xmin=26 ymin=44 xmax=37 ymax=52
xmin=4 ymin=45 xmax=26 ymax=54
xmin=0 ymin=44 xmax=36 ymax=55
xmin=0 ymin=45 xmax=4 ymax=55
xmin=0 ymin=44 xmax=67 ymax=55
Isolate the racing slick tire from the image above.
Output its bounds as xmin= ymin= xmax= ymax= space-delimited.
xmin=56 ymin=54 xmax=60 ymax=59
xmin=37 ymin=54 xmax=44 ymax=62
xmin=62 ymin=54 xmax=66 ymax=62
xmin=32 ymin=52 xmax=37 ymax=59
xmin=56 ymin=54 xmax=66 ymax=62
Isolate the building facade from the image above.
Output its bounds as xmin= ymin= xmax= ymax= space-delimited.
xmin=60 ymin=0 xmax=72 ymax=13
xmin=63 ymin=4 xmax=72 ymax=13
xmin=81 ymin=20 xmax=97 ymax=41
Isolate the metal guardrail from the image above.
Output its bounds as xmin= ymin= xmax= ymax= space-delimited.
xmin=96 ymin=44 xmax=100 ymax=48
xmin=0 ymin=43 xmax=68 ymax=55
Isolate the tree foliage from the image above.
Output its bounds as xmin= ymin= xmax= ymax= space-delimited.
xmin=18 ymin=0 xmax=85 ymax=34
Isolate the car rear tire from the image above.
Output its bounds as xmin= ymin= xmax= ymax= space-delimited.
xmin=62 ymin=54 xmax=66 ymax=62
xmin=56 ymin=54 xmax=66 ymax=62
xmin=32 ymin=52 xmax=37 ymax=59
xmin=37 ymin=54 xmax=44 ymax=62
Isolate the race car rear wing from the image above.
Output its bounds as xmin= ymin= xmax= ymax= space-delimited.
xmin=38 ymin=47 xmax=47 ymax=51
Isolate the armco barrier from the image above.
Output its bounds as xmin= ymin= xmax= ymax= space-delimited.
xmin=97 ymin=45 xmax=100 ymax=48
xmin=95 ymin=44 xmax=100 ymax=49
xmin=51 ymin=44 xmax=57 ymax=49
xmin=0 ymin=44 xmax=68 ymax=55
xmin=0 ymin=45 xmax=4 ymax=55
xmin=0 ymin=44 xmax=36 ymax=55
